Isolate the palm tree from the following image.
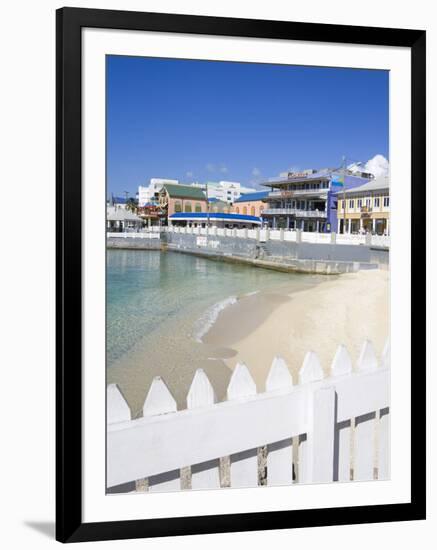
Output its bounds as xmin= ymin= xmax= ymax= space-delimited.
xmin=125 ymin=197 xmax=138 ymax=213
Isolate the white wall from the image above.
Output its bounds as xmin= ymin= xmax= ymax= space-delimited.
xmin=138 ymin=178 xmax=179 ymax=206
xmin=0 ymin=1 xmax=434 ymax=549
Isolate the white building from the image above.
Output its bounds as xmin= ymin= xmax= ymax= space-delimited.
xmin=138 ymin=178 xmax=179 ymax=207
xmin=189 ymin=181 xmax=257 ymax=204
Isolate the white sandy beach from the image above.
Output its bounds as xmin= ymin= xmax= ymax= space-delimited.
xmin=204 ymin=268 xmax=389 ymax=388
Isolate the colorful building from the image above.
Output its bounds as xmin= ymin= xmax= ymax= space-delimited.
xmin=158 ymin=184 xmax=208 ymax=221
xmin=233 ymin=191 xmax=269 ymax=218
xmin=169 ymin=212 xmax=261 ymax=228
xmin=138 ymin=178 xmax=179 ymax=207
xmin=336 ymin=176 xmax=390 ymax=235
xmin=260 ymin=169 xmax=370 ymax=232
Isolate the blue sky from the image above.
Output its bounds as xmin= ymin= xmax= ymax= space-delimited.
xmin=107 ymin=56 xmax=388 ymax=196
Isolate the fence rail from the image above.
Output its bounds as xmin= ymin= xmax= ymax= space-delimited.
xmin=107 ymin=339 xmax=390 ymax=491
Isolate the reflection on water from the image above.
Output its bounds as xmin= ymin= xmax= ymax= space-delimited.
xmin=107 ymin=249 xmax=320 ymax=367
xmin=106 ymin=249 xmax=324 ymax=412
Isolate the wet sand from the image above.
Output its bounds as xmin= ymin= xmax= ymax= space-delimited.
xmin=204 ymin=269 xmax=389 ymax=388
xmin=108 ymin=268 xmax=388 ymax=414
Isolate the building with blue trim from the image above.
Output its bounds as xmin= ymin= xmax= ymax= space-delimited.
xmin=169 ymin=212 xmax=262 ymax=228
xmin=261 ymin=169 xmax=371 ymax=232
xmin=232 ymin=191 xmax=269 ymax=220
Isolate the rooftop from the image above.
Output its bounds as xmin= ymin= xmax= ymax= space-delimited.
xmin=107 ymin=207 xmax=143 ymax=221
xmin=234 ymin=191 xmax=269 ymax=202
xmin=262 ymin=170 xmax=371 ymax=188
xmin=335 ymin=175 xmax=389 ymax=195
xmin=162 ymin=183 xmax=206 ymax=200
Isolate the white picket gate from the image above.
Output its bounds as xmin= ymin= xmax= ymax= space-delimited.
xmin=107 ymin=339 xmax=390 ymax=491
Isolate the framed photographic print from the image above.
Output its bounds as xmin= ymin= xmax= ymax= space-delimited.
xmin=56 ymin=7 xmax=426 ymax=543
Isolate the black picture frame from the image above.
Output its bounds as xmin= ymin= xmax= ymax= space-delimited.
xmin=56 ymin=7 xmax=426 ymax=543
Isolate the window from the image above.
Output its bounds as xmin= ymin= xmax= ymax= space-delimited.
xmin=384 ymin=196 xmax=390 ymax=207
xmin=366 ymin=198 xmax=371 ymax=208
xmin=251 ymin=206 xmax=255 ymax=216
xmin=357 ymin=199 xmax=362 ymax=208
xmin=184 ymin=202 xmax=192 ymax=213
xmin=195 ymin=203 xmax=202 ymax=213
xmin=374 ymin=197 xmax=380 ymax=207
xmin=349 ymin=199 xmax=354 ymax=209
xmin=174 ymin=201 xmax=182 ymax=212
xmin=235 ymin=207 xmax=240 ymax=214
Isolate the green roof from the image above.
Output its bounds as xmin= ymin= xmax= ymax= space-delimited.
xmin=163 ymin=184 xmax=206 ymax=200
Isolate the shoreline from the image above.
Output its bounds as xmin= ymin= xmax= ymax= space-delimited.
xmin=106 ymin=247 xmax=388 ymax=412
xmin=203 ymin=268 xmax=389 ymax=387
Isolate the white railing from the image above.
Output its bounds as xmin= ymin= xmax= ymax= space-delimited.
xmin=371 ymin=235 xmax=390 ymax=248
xmin=164 ymin=226 xmax=390 ymax=248
xmin=301 ymin=232 xmax=333 ymax=244
xmin=107 ymin=339 xmax=390 ymax=491
xmin=268 ymin=189 xmax=328 ymax=197
xmin=262 ymin=208 xmax=327 ymax=218
xmin=336 ymin=234 xmax=366 ymax=245
xmin=284 ymin=231 xmax=298 ymax=242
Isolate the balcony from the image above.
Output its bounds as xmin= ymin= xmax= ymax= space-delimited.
xmin=268 ymin=189 xmax=328 ymax=198
xmin=262 ymin=208 xmax=327 ymax=218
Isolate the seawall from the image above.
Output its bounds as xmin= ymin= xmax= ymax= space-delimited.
xmin=165 ymin=232 xmax=379 ymax=274
xmin=107 ymin=236 xmax=161 ymax=250
xmin=106 ymin=232 xmax=386 ymax=274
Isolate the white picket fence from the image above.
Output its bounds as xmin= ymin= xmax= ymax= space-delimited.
xmin=166 ymin=226 xmax=390 ymax=248
xmin=107 ymin=339 xmax=390 ymax=492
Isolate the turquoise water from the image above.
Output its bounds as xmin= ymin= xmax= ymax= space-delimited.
xmin=107 ymin=250 xmax=315 ymax=367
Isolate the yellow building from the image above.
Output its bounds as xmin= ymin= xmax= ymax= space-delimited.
xmin=337 ymin=176 xmax=390 ymax=235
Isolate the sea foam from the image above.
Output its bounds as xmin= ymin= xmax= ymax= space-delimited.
xmin=194 ymin=295 xmax=238 ymax=342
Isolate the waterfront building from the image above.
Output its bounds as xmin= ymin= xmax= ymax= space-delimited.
xmin=138 ymin=178 xmax=179 ymax=207
xmin=233 ymin=191 xmax=269 ymax=218
xmin=261 ymin=169 xmax=370 ymax=232
xmin=137 ymin=203 xmax=162 ymax=227
xmin=169 ymin=212 xmax=261 ymax=228
xmin=158 ymin=183 xmax=208 ymax=221
xmin=336 ymin=175 xmax=390 ymax=235
xmin=106 ymin=205 xmax=144 ymax=232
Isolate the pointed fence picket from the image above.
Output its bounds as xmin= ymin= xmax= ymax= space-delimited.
xmin=378 ymin=340 xmax=391 ymax=480
xmin=297 ymin=351 xmax=324 ymax=484
xmin=265 ymin=357 xmax=294 ymax=486
xmin=354 ymin=340 xmax=378 ymax=481
xmin=107 ymin=339 xmax=390 ymax=492
xmin=227 ymin=363 xmax=258 ymax=488
xmin=187 ymin=369 xmax=220 ymax=490
xmin=144 ymin=377 xmax=180 ymax=492
xmin=331 ymin=345 xmax=353 ymax=482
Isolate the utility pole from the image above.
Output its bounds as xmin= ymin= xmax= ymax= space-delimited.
xmin=342 ymin=155 xmax=346 ymax=234
xmin=205 ymin=181 xmax=210 ymax=228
